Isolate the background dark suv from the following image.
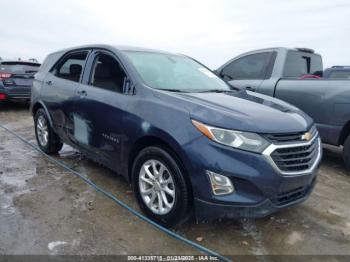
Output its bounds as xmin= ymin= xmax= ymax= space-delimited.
xmin=0 ymin=59 xmax=40 ymax=102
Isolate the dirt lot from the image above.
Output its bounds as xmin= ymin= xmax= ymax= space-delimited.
xmin=0 ymin=103 xmax=350 ymax=258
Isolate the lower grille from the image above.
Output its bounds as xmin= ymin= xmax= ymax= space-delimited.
xmin=270 ymin=136 xmax=319 ymax=173
xmin=272 ymin=178 xmax=316 ymax=206
xmin=273 ymin=186 xmax=306 ymax=206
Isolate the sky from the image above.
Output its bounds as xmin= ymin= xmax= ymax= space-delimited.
xmin=0 ymin=0 xmax=349 ymax=69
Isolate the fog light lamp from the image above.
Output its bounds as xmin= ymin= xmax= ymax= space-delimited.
xmin=207 ymin=171 xmax=234 ymax=195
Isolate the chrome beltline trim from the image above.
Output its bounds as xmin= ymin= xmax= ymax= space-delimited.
xmin=262 ymin=135 xmax=322 ymax=176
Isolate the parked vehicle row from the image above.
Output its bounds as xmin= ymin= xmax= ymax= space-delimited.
xmin=216 ymin=47 xmax=350 ymax=169
xmin=30 ymin=45 xmax=321 ymax=226
xmin=0 ymin=60 xmax=40 ymax=102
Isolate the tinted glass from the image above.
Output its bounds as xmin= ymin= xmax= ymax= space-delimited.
xmin=221 ymin=52 xmax=272 ymax=80
xmin=90 ymin=53 xmax=126 ymax=93
xmin=283 ymin=51 xmax=323 ymax=78
xmin=328 ymin=70 xmax=350 ymax=79
xmin=123 ymin=51 xmax=230 ymax=92
xmin=53 ymin=52 xmax=88 ymax=82
xmin=0 ymin=61 xmax=40 ymax=72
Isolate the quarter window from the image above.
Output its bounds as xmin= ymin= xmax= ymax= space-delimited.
xmin=221 ymin=52 xmax=272 ymax=80
xmin=53 ymin=52 xmax=88 ymax=82
xmin=90 ymin=53 xmax=127 ymax=93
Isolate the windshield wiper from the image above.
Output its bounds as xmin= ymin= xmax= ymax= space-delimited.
xmin=196 ymin=89 xmax=238 ymax=93
xmin=156 ymin=88 xmax=189 ymax=93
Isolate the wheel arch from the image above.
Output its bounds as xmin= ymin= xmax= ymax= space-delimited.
xmin=127 ymin=135 xmax=193 ymax=198
xmin=31 ymin=101 xmax=54 ymax=128
xmin=338 ymin=120 xmax=350 ymax=146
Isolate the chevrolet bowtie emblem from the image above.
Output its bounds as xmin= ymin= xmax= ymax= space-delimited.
xmin=301 ymin=132 xmax=312 ymax=141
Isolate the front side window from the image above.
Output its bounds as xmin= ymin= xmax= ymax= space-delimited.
xmin=90 ymin=53 xmax=127 ymax=93
xmin=221 ymin=52 xmax=272 ymax=80
xmin=53 ymin=52 xmax=88 ymax=82
xmin=123 ymin=51 xmax=231 ymax=92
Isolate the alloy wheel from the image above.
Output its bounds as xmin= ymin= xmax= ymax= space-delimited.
xmin=36 ymin=115 xmax=49 ymax=147
xmin=138 ymin=159 xmax=176 ymax=215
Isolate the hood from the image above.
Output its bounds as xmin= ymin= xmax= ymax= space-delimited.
xmin=165 ymin=90 xmax=313 ymax=134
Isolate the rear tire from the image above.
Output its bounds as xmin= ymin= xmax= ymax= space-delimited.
xmin=34 ymin=108 xmax=63 ymax=154
xmin=343 ymin=135 xmax=350 ymax=171
xmin=132 ymin=146 xmax=191 ymax=227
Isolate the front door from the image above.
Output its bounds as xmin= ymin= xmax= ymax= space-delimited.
xmin=73 ymin=50 xmax=131 ymax=172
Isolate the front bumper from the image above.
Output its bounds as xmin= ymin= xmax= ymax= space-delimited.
xmin=183 ymin=135 xmax=322 ymax=220
xmin=194 ymin=176 xmax=316 ymax=220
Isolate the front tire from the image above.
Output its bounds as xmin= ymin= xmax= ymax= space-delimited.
xmin=132 ymin=146 xmax=191 ymax=227
xmin=34 ymin=108 xmax=63 ymax=154
xmin=343 ymin=135 xmax=350 ymax=171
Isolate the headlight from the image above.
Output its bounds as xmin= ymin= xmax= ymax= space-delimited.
xmin=192 ymin=120 xmax=270 ymax=153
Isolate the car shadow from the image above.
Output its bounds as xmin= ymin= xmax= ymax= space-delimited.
xmin=0 ymin=101 xmax=30 ymax=112
xmin=322 ymin=144 xmax=348 ymax=173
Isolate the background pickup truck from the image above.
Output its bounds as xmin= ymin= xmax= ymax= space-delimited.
xmin=216 ymin=47 xmax=350 ymax=170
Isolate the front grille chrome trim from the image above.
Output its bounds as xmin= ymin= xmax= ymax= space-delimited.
xmin=262 ymin=135 xmax=322 ymax=176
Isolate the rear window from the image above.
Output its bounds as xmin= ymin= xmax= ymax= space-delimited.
xmin=283 ymin=51 xmax=323 ymax=78
xmin=0 ymin=61 xmax=40 ymax=72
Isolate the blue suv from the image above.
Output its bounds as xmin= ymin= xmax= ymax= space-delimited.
xmin=30 ymin=45 xmax=322 ymax=226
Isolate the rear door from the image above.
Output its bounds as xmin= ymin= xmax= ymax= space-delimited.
xmin=74 ymin=49 xmax=132 ymax=171
xmin=0 ymin=61 xmax=40 ymax=98
xmin=219 ymin=52 xmax=275 ymax=91
xmin=41 ymin=50 xmax=90 ymax=145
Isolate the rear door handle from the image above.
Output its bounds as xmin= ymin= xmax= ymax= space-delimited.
xmin=45 ymin=80 xmax=52 ymax=86
xmin=77 ymin=90 xmax=87 ymax=97
xmin=246 ymin=86 xmax=256 ymax=92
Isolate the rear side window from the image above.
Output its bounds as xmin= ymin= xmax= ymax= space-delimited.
xmin=221 ymin=52 xmax=273 ymax=80
xmin=90 ymin=53 xmax=127 ymax=93
xmin=283 ymin=51 xmax=323 ymax=78
xmin=52 ymin=51 xmax=88 ymax=82
xmin=0 ymin=61 xmax=40 ymax=72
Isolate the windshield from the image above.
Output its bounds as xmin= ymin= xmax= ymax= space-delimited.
xmin=123 ymin=51 xmax=231 ymax=92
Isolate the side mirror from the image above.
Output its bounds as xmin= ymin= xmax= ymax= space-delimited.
xmin=212 ymin=69 xmax=220 ymax=76
xmin=222 ymin=73 xmax=233 ymax=81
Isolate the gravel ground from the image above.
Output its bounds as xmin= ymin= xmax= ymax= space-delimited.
xmin=0 ymin=102 xmax=349 ymax=259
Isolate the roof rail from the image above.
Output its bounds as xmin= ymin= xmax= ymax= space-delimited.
xmin=295 ymin=47 xmax=315 ymax=53
xmin=331 ymin=66 xmax=350 ymax=68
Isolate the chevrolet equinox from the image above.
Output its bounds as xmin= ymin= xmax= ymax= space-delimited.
xmin=30 ymin=45 xmax=322 ymax=226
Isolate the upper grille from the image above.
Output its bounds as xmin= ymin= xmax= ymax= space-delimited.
xmin=270 ymin=135 xmax=319 ymax=173
xmin=265 ymin=126 xmax=317 ymax=144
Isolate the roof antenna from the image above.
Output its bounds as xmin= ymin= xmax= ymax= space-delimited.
xmin=29 ymin=58 xmax=39 ymax=63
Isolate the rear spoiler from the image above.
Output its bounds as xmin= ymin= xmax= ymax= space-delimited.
xmin=295 ymin=48 xmax=315 ymax=54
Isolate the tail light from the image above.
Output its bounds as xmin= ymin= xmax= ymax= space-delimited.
xmin=0 ymin=73 xmax=12 ymax=80
xmin=0 ymin=93 xmax=7 ymax=100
